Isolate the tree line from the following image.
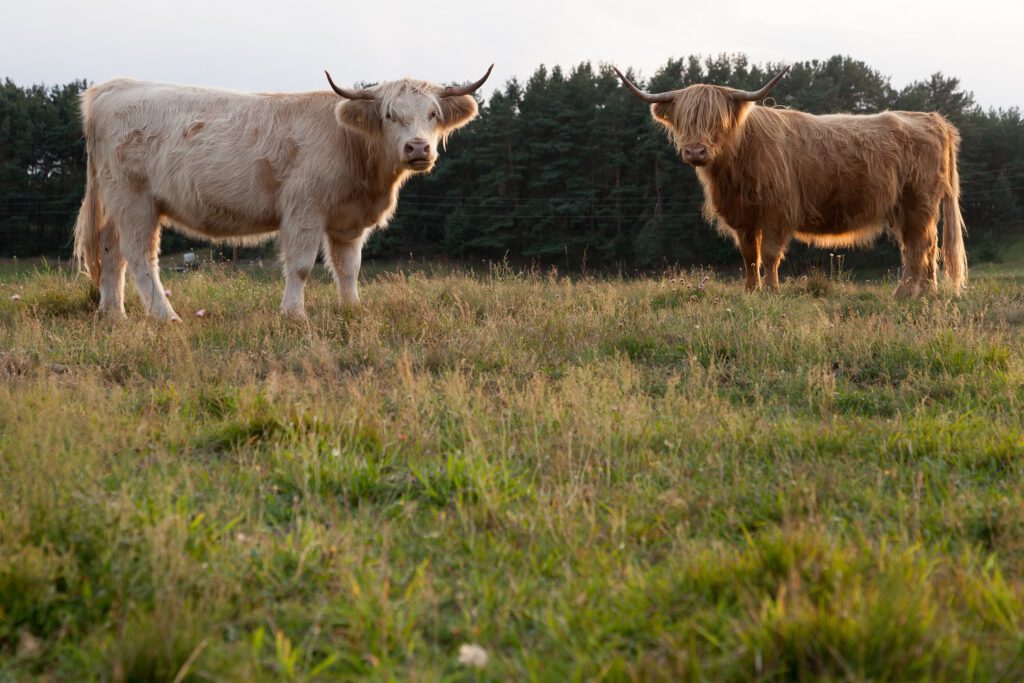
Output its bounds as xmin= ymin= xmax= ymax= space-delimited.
xmin=1 ymin=55 xmax=1021 ymax=270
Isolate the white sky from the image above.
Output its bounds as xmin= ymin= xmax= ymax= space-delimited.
xmin=2 ymin=0 xmax=1021 ymax=110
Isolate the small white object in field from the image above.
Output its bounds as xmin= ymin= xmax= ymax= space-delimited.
xmin=195 ymin=309 xmax=206 ymax=318
xmin=183 ymin=252 xmax=197 ymax=265
xmin=10 ymin=294 xmax=20 ymax=301
xmin=457 ymin=644 xmax=489 ymax=669
xmin=17 ymin=629 xmax=41 ymax=658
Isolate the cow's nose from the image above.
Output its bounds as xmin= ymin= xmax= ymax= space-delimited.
xmin=684 ymin=145 xmax=708 ymax=163
xmin=404 ymin=139 xmax=431 ymax=159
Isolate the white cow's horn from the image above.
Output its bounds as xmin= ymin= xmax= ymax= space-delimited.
xmin=441 ymin=65 xmax=494 ymax=98
xmin=325 ymin=71 xmax=375 ymax=100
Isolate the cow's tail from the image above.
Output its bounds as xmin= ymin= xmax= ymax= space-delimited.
xmin=942 ymin=125 xmax=968 ymax=292
xmin=73 ymin=88 xmax=105 ymax=288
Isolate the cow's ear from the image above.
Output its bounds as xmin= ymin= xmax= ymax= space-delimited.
xmin=335 ymin=100 xmax=381 ymax=135
xmin=651 ymin=102 xmax=675 ymax=128
xmin=438 ymin=95 xmax=479 ymax=134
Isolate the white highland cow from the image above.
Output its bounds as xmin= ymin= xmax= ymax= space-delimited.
xmin=73 ymin=67 xmax=492 ymax=320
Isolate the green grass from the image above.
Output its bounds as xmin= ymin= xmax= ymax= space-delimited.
xmin=2 ymin=260 xmax=1024 ymax=681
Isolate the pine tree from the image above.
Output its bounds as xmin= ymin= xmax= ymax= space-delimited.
xmin=894 ymin=73 xmax=975 ymax=122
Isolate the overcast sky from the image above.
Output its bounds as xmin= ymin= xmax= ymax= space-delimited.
xmin=2 ymin=0 xmax=1020 ymax=110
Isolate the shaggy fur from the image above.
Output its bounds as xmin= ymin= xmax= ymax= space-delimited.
xmin=74 ymin=76 xmax=480 ymax=320
xmin=648 ymin=83 xmax=966 ymax=295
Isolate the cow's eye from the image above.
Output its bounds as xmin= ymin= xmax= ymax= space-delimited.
xmin=429 ymin=111 xmax=437 ymax=120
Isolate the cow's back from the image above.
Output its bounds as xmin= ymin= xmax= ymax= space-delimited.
xmin=728 ymin=107 xmax=954 ymax=238
xmin=83 ymin=79 xmax=340 ymax=239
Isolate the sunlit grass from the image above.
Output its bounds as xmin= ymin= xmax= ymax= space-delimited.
xmin=2 ymin=261 xmax=1023 ymax=680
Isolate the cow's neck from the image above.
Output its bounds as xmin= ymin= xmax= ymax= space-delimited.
xmin=700 ymin=131 xmax=760 ymax=200
xmin=326 ymin=134 xmax=414 ymax=232
xmin=692 ymin=140 xmax=743 ymax=228
xmin=333 ymin=131 xmax=410 ymax=200
xmin=349 ymin=147 xmax=401 ymax=192
xmin=697 ymin=156 xmax=737 ymax=201
xmin=366 ymin=158 xmax=412 ymax=211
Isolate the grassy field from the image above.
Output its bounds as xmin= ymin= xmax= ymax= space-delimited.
xmin=2 ymin=259 xmax=1024 ymax=681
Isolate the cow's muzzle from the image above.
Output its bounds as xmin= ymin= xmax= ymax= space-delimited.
xmin=683 ymin=145 xmax=710 ymax=167
xmin=403 ymin=138 xmax=434 ymax=170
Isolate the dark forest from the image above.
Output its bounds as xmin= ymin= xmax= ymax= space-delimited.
xmin=2 ymin=54 xmax=1021 ymax=269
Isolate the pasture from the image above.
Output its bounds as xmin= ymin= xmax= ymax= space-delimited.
xmin=2 ymin=258 xmax=1024 ymax=681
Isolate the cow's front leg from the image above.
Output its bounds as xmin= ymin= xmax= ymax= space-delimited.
xmin=325 ymin=230 xmax=367 ymax=307
xmin=279 ymin=213 xmax=324 ymax=319
xmin=737 ymin=228 xmax=762 ymax=291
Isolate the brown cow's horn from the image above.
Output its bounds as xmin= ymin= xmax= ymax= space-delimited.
xmin=612 ymin=67 xmax=678 ymax=104
xmin=730 ymin=66 xmax=791 ymax=102
xmin=441 ymin=64 xmax=494 ymax=98
xmin=325 ymin=71 xmax=375 ymax=100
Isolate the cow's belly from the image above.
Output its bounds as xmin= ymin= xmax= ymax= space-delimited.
xmin=792 ymin=199 xmax=886 ymax=248
xmin=792 ymin=203 xmax=887 ymax=248
xmin=158 ymin=200 xmax=280 ymax=241
xmin=797 ymin=212 xmax=881 ymax=235
xmin=795 ymin=177 xmax=894 ymax=233
xmin=152 ymin=168 xmax=281 ymax=239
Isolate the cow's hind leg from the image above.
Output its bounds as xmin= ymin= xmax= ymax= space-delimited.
xmin=279 ymin=212 xmax=324 ymax=318
xmin=98 ymin=220 xmax=127 ymax=318
xmin=325 ymin=231 xmax=367 ymax=307
xmin=894 ymin=207 xmax=939 ymax=298
xmin=737 ymin=228 xmax=762 ymax=291
xmin=108 ymin=193 xmax=179 ymax=320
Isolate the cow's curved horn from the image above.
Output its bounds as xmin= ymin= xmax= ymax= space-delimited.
xmin=730 ymin=66 xmax=790 ymax=102
xmin=612 ymin=67 xmax=678 ymax=104
xmin=325 ymin=71 xmax=375 ymax=100
xmin=441 ymin=64 xmax=494 ymax=98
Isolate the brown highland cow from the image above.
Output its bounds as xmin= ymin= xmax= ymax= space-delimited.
xmin=615 ymin=66 xmax=966 ymax=296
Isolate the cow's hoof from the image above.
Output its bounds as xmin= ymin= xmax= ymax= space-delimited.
xmin=280 ymin=309 xmax=309 ymax=324
xmin=339 ymin=300 xmax=362 ymax=314
xmin=99 ymin=308 xmax=128 ymax=320
xmin=893 ymin=282 xmax=918 ymax=298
